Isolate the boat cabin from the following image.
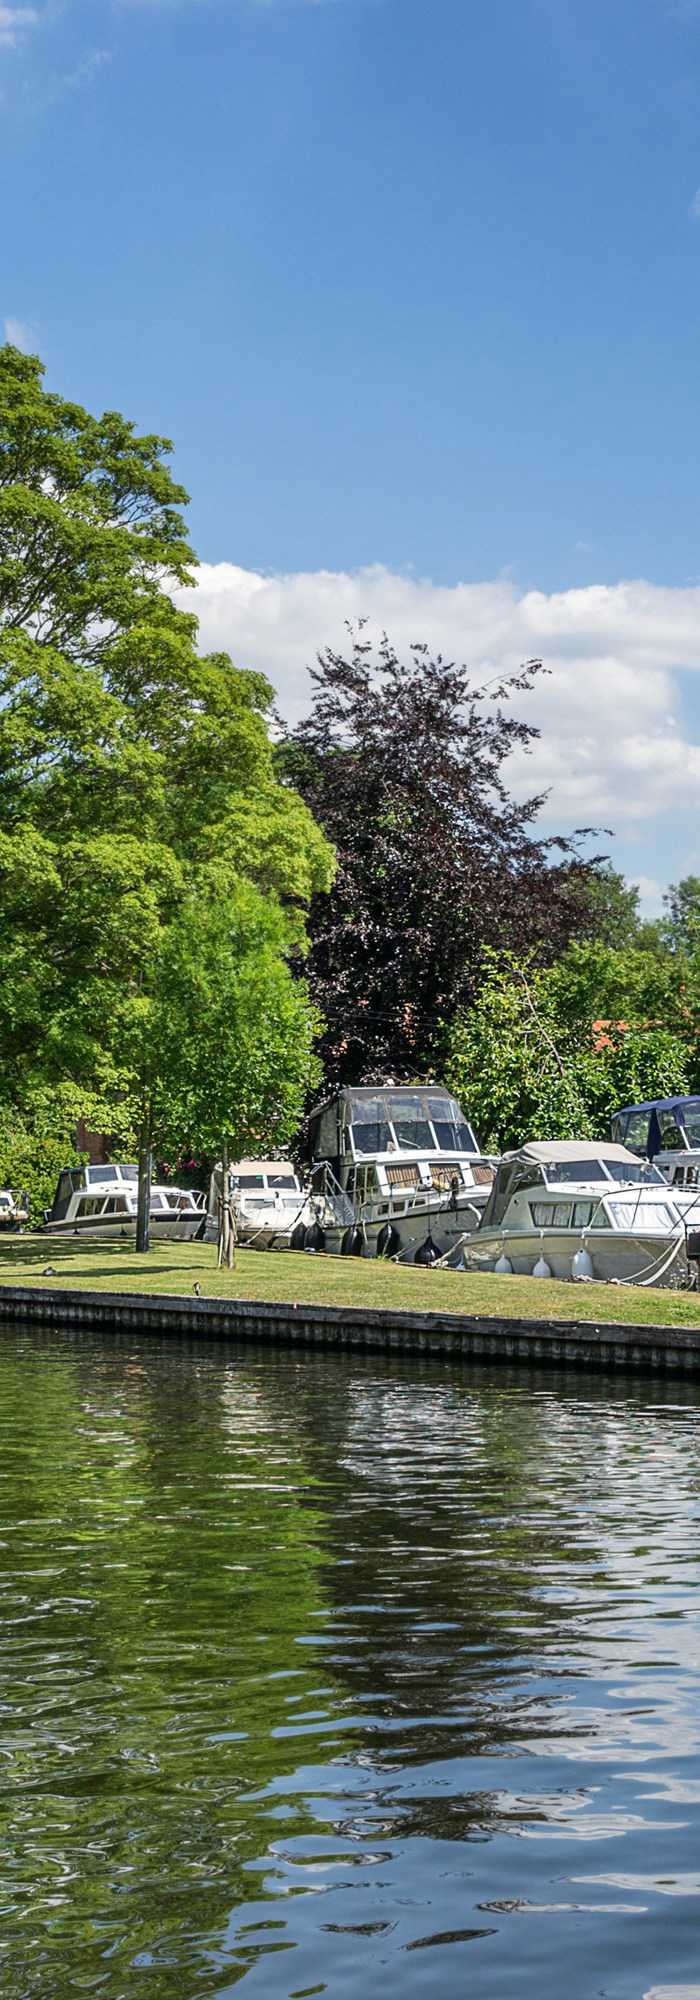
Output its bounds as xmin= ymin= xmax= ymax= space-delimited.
xmin=45 ymin=1164 xmax=204 ymax=1228
xmin=47 ymin=1163 xmax=139 ymax=1224
xmin=229 ymin=1162 xmax=305 ymax=1211
xmin=612 ymin=1097 xmax=700 ymax=1191
xmin=479 ymin=1142 xmax=678 ymax=1236
xmin=307 ymin=1085 xmax=492 ymax=1201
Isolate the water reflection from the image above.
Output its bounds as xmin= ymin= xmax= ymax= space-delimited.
xmin=0 ymin=1335 xmax=698 ymax=1997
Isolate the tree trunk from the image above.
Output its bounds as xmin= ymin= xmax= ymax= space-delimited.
xmin=135 ymin=1105 xmax=153 ymax=1255
xmin=217 ymin=1141 xmax=236 ymax=1270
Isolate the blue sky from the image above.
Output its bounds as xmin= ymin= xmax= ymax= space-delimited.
xmin=3 ymin=0 xmax=700 ymax=903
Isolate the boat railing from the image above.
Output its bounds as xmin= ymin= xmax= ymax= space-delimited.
xmin=312 ymin=1162 xmax=354 ymax=1229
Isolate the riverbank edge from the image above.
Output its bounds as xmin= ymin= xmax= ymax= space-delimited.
xmin=0 ymin=1282 xmax=699 ymax=1376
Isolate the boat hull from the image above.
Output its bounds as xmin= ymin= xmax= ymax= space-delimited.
xmin=468 ymin=1227 xmax=689 ymax=1288
xmin=317 ymin=1192 xmax=489 ymax=1264
xmin=40 ymin=1214 xmax=205 ymax=1244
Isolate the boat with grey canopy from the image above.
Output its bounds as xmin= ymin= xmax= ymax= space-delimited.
xmin=305 ymin=1084 xmax=496 ymax=1263
xmin=466 ymin=1140 xmax=690 ymax=1288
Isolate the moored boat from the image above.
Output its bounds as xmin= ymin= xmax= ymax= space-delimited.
xmin=466 ymin=1140 xmax=690 ymax=1287
xmin=305 ymin=1084 xmax=496 ymax=1264
xmin=612 ymin=1096 xmax=700 ymax=1212
xmin=0 ymin=1189 xmax=29 ymax=1232
xmin=41 ymin=1164 xmax=206 ymax=1242
xmin=204 ymin=1160 xmax=312 ymax=1250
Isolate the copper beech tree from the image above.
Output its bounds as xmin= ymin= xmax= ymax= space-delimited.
xmin=281 ymin=627 xmax=608 ymax=1087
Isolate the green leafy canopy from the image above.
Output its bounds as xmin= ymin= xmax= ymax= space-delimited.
xmin=0 ymin=346 xmax=334 ymax=1187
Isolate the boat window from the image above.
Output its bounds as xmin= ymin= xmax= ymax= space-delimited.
xmin=432 ymin=1119 xmax=475 ymax=1154
xmin=386 ymin=1164 xmax=420 ymax=1189
xmin=658 ymin=1116 xmax=687 ymax=1151
xmin=235 ymin=1175 xmax=266 ymax=1189
xmin=606 ymin=1161 xmax=665 ymax=1186
xmin=351 ymin=1100 xmax=392 ymax=1154
xmin=267 ymin=1174 xmax=298 ymax=1190
xmin=86 ymin=1165 xmax=121 ymax=1184
xmin=530 ymin=1202 xmax=572 ymax=1228
xmin=608 ymin=1198 xmax=679 ymax=1230
xmin=386 ymin=1096 xmax=432 ymax=1150
xmin=541 ymin=1160 xmax=609 ymax=1184
xmin=150 ymin=1192 xmax=167 ymax=1210
xmin=680 ymin=1100 xmax=700 ymax=1145
xmin=572 ymin=1200 xmax=596 ymax=1228
xmin=621 ymin=1109 xmax=651 ymax=1156
xmin=429 ymin=1162 xmax=465 ymax=1191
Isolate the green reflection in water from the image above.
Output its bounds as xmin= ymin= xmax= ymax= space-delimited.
xmin=0 ymin=1340 xmax=347 ymax=1997
xmin=0 ymin=1340 xmax=699 ymax=2000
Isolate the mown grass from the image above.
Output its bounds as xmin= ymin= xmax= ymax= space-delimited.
xmin=0 ymin=1235 xmax=698 ymax=1326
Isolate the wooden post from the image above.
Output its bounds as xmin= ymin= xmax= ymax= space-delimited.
xmin=217 ymin=1141 xmax=236 ymax=1269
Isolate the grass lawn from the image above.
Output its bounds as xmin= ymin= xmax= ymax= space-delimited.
xmin=0 ymin=1235 xmax=698 ymax=1327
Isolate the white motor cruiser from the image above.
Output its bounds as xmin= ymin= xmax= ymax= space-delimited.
xmin=41 ymin=1164 xmax=206 ymax=1242
xmin=305 ymin=1084 xmax=496 ymax=1264
xmin=204 ymin=1160 xmax=312 ymax=1250
xmin=467 ymin=1141 xmax=691 ymax=1288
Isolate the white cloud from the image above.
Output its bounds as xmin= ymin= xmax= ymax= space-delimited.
xmin=0 ymin=4 xmax=39 ymax=46
xmin=632 ymin=875 xmax=665 ymax=920
xmin=3 ymin=316 xmax=37 ymax=351
xmin=179 ymin=562 xmax=700 ymax=842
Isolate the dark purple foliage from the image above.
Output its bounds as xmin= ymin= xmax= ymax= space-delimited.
xmin=281 ymin=627 xmax=606 ymax=1085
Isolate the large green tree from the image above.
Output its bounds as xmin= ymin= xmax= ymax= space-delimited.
xmin=0 ymin=345 xmax=333 ymax=1222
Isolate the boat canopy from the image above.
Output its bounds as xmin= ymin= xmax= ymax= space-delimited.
xmin=612 ymin=1097 xmax=700 ymax=1158
xmin=513 ymin=1141 xmax=636 ymax=1164
xmin=480 ymin=1141 xmax=664 ymax=1230
xmin=308 ymin=1086 xmax=478 ymax=1164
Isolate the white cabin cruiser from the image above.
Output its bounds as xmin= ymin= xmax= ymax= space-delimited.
xmin=41 ymin=1164 xmax=206 ymax=1242
xmin=204 ymin=1160 xmax=312 ymax=1250
xmin=305 ymin=1084 xmax=496 ymax=1264
xmin=467 ymin=1141 xmax=690 ymax=1288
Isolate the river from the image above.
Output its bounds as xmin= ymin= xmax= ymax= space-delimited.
xmin=0 ymin=1328 xmax=698 ymax=1998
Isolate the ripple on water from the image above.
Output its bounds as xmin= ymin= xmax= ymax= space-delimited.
xmin=0 ymin=1338 xmax=698 ymax=1998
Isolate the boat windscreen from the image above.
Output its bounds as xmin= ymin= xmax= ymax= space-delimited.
xmin=349 ymin=1089 xmax=477 ymax=1157
xmin=608 ymin=1197 xmax=679 ymax=1230
xmin=541 ymin=1158 xmax=664 ymax=1186
xmin=386 ymin=1096 xmax=433 ymax=1150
